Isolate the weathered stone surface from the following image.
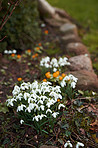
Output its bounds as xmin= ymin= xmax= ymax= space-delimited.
xmin=40 ymin=145 xmax=58 ymax=148
xmin=61 ymin=34 xmax=81 ymax=45
xmin=45 ymin=18 xmax=69 ymax=27
xmin=60 ymin=23 xmax=78 ymax=35
xmin=66 ymin=70 xmax=98 ymax=92
xmin=66 ymin=42 xmax=90 ymax=55
xmin=69 ymin=55 xmax=93 ymax=72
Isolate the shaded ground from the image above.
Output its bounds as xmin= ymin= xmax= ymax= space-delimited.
xmin=0 ymin=23 xmax=98 ymax=147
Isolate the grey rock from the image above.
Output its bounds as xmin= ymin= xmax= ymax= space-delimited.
xmin=45 ymin=18 xmax=69 ymax=27
xmin=69 ymin=55 xmax=93 ymax=72
xmin=61 ymin=34 xmax=81 ymax=45
xmin=60 ymin=23 xmax=78 ymax=35
xmin=66 ymin=42 xmax=90 ymax=55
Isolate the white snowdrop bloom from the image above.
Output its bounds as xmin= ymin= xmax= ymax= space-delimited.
xmin=76 ymin=142 xmax=84 ymax=148
xmin=28 ymin=103 xmax=35 ymax=110
xmin=85 ymin=53 xmax=88 ymax=57
xmin=38 ymin=100 xmax=43 ymax=104
xmin=53 ymin=67 xmax=57 ymax=72
xmin=60 ymin=80 xmax=66 ymax=87
xmin=52 ymin=86 xmax=61 ymax=93
xmin=40 ymin=105 xmax=44 ymax=111
xmin=4 ymin=50 xmax=8 ymax=54
xmin=71 ymin=82 xmax=76 ymax=88
xmin=52 ymin=112 xmax=59 ymax=118
xmin=20 ymin=82 xmax=29 ymax=90
xmin=40 ymin=96 xmax=48 ymax=101
xmin=41 ymin=23 xmax=46 ymax=27
xmin=12 ymin=85 xmax=20 ymax=96
xmin=64 ymin=140 xmax=73 ymax=148
xmin=13 ymin=49 xmax=17 ymax=54
xmin=20 ymin=119 xmax=24 ymax=124
xmin=24 ymin=92 xmax=30 ymax=100
xmin=46 ymin=109 xmax=52 ymax=114
xmin=45 ymin=63 xmax=50 ymax=68
xmin=33 ymin=115 xmax=39 ymax=122
xmin=92 ymin=91 xmax=96 ymax=95
xmin=46 ymin=102 xmax=52 ymax=108
xmin=8 ymin=50 xmax=12 ymax=54
xmin=58 ymin=104 xmax=65 ymax=110
xmin=6 ymin=98 xmax=16 ymax=106
xmin=45 ymin=56 xmax=50 ymax=62
xmin=50 ymin=58 xmax=58 ymax=67
xmin=17 ymin=104 xmax=26 ymax=112
xmin=69 ymin=74 xmax=78 ymax=82
xmin=16 ymin=93 xmax=23 ymax=101
xmin=39 ymin=114 xmax=47 ymax=120
xmin=25 ymin=107 xmax=31 ymax=113
xmin=64 ymin=76 xmax=70 ymax=81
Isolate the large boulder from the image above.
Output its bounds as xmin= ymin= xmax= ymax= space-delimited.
xmin=67 ymin=70 xmax=98 ymax=92
xmin=69 ymin=55 xmax=93 ymax=72
xmin=61 ymin=34 xmax=81 ymax=45
xmin=66 ymin=42 xmax=90 ymax=56
xmin=60 ymin=23 xmax=78 ymax=35
xmin=45 ymin=18 xmax=70 ymax=27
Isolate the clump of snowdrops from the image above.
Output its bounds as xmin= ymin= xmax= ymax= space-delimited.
xmin=6 ymin=81 xmax=65 ymax=133
xmin=40 ymin=56 xmax=70 ymax=75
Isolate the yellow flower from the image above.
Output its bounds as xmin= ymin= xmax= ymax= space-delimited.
xmin=11 ymin=53 xmax=15 ymax=57
xmin=43 ymin=79 xmax=47 ymax=82
xmin=45 ymin=72 xmax=51 ymax=79
xmin=17 ymin=77 xmax=22 ymax=81
xmin=38 ymin=43 xmax=42 ymax=46
xmin=59 ymin=76 xmax=63 ymax=81
xmin=53 ymin=71 xmax=60 ymax=78
xmin=36 ymin=47 xmax=40 ymax=50
xmin=44 ymin=30 xmax=48 ymax=34
xmin=27 ymin=49 xmax=31 ymax=53
xmin=62 ymin=73 xmax=66 ymax=78
xmin=17 ymin=55 xmax=21 ymax=59
xmin=57 ymin=98 xmax=60 ymax=102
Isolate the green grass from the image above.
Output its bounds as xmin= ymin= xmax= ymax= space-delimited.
xmin=47 ymin=0 xmax=98 ymax=73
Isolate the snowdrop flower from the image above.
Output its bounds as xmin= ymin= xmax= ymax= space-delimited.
xmin=20 ymin=119 xmax=24 ymax=124
xmin=16 ymin=93 xmax=23 ymax=101
xmin=17 ymin=104 xmax=26 ymax=112
xmin=60 ymin=80 xmax=66 ymax=87
xmin=25 ymin=107 xmax=31 ymax=113
xmin=53 ymin=67 xmax=57 ymax=72
xmin=12 ymin=85 xmax=20 ymax=96
xmin=8 ymin=50 xmax=12 ymax=54
xmin=71 ymin=82 xmax=76 ymax=88
xmin=76 ymin=142 xmax=84 ymax=148
xmin=13 ymin=49 xmax=17 ymax=54
xmin=46 ymin=109 xmax=52 ymax=114
xmin=39 ymin=114 xmax=47 ymax=120
xmin=20 ymin=82 xmax=29 ymax=90
xmin=40 ymin=105 xmax=44 ymax=111
xmin=6 ymin=98 xmax=16 ymax=106
xmin=64 ymin=140 xmax=73 ymax=148
xmin=52 ymin=86 xmax=61 ymax=93
xmin=58 ymin=104 xmax=65 ymax=110
xmin=41 ymin=23 xmax=46 ymax=27
xmin=33 ymin=115 xmax=39 ymax=122
xmin=69 ymin=74 xmax=78 ymax=82
xmin=4 ymin=50 xmax=8 ymax=54
xmin=52 ymin=112 xmax=59 ymax=118
xmin=92 ymin=91 xmax=96 ymax=95
xmin=24 ymin=92 xmax=30 ymax=100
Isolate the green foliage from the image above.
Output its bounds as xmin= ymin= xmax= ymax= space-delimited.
xmin=0 ymin=0 xmax=41 ymax=52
